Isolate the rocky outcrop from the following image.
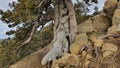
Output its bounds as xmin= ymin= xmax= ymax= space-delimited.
xmin=52 ymin=35 xmax=120 ymax=68
xmin=78 ymin=14 xmax=110 ymax=33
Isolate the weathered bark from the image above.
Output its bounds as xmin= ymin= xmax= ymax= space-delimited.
xmin=41 ymin=0 xmax=77 ymax=65
xmin=66 ymin=0 xmax=77 ymax=43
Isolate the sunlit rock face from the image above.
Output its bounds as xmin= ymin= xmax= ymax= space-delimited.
xmin=92 ymin=14 xmax=110 ymax=31
xmin=70 ymin=33 xmax=88 ymax=55
xmin=103 ymin=0 xmax=118 ymax=20
xmin=78 ymin=19 xmax=93 ymax=33
xmin=108 ymin=8 xmax=120 ymax=34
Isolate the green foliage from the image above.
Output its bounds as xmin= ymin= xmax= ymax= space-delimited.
xmin=0 ymin=0 xmax=39 ymax=36
xmin=0 ymin=39 xmax=3 ymax=43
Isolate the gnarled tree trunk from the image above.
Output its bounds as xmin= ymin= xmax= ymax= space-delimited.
xmin=41 ymin=0 xmax=77 ymax=65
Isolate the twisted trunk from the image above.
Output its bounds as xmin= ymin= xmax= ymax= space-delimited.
xmin=41 ymin=0 xmax=77 ymax=65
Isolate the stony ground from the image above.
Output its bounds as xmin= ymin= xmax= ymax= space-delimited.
xmin=51 ymin=33 xmax=120 ymax=68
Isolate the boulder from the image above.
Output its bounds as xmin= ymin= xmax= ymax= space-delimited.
xmin=102 ymin=43 xmax=118 ymax=58
xmin=70 ymin=33 xmax=88 ymax=54
xmin=84 ymin=60 xmax=90 ymax=68
xmin=107 ymin=25 xmax=116 ymax=34
xmin=78 ymin=19 xmax=93 ymax=33
xmin=89 ymin=33 xmax=104 ymax=47
xmin=112 ymin=9 xmax=120 ymax=25
xmin=92 ymin=14 xmax=110 ymax=31
xmin=103 ymin=51 xmax=113 ymax=58
xmin=55 ymin=54 xmax=79 ymax=67
xmin=51 ymin=59 xmax=60 ymax=68
xmin=59 ymin=54 xmax=79 ymax=66
xmin=102 ymin=43 xmax=118 ymax=52
xmin=74 ymin=33 xmax=88 ymax=42
xmin=70 ymin=41 xmax=84 ymax=55
xmin=107 ymin=24 xmax=120 ymax=34
xmin=82 ymin=51 xmax=87 ymax=58
xmin=103 ymin=0 xmax=118 ymax=19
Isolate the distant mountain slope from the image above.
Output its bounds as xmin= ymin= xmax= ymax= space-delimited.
xmin=0 ymin=39 xmax=3 ymax=43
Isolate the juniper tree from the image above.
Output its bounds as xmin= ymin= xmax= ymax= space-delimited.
xmin=0 ymin=0 xmax=98 ymax=66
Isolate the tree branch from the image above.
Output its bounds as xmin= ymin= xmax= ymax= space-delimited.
xmin=36 ymin=0 xmax=45 ymax=8
xmin=13 ymin=23 xmax=39 ymax=52
xmin=14 ymin=11 xmax=54 ymax=51
xmin=22 ymin=11 xmax=54 ymax=45
xmin=36 ymin=0 xmax=52 ymax=8
xmin=21 ymin=23 xmax=38 ymax=45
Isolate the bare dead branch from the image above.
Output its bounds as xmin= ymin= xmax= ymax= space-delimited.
xmin=36 ymin=0 xmax=45 ymax=8
xmin=14 ymin=11 xmax=54 ymax=51
xmin=21 ymin=24 xmax=38 ymax=45
xmin=36 ymin=0 xmax=52 ymax=8
xmin=21 ymin=11 xmax=54 ymax=46
xmin=13 ymin=24 xmax=39 ymax=52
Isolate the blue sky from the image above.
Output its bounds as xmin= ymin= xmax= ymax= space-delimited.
xmin=0 ymin=0 xmax=105 ymax=39
xmin=0 ymin=0 xmax=17 ymax=39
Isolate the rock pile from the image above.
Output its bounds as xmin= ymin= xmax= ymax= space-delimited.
xmin=51 ymin=35 xmax=119 ymax=68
